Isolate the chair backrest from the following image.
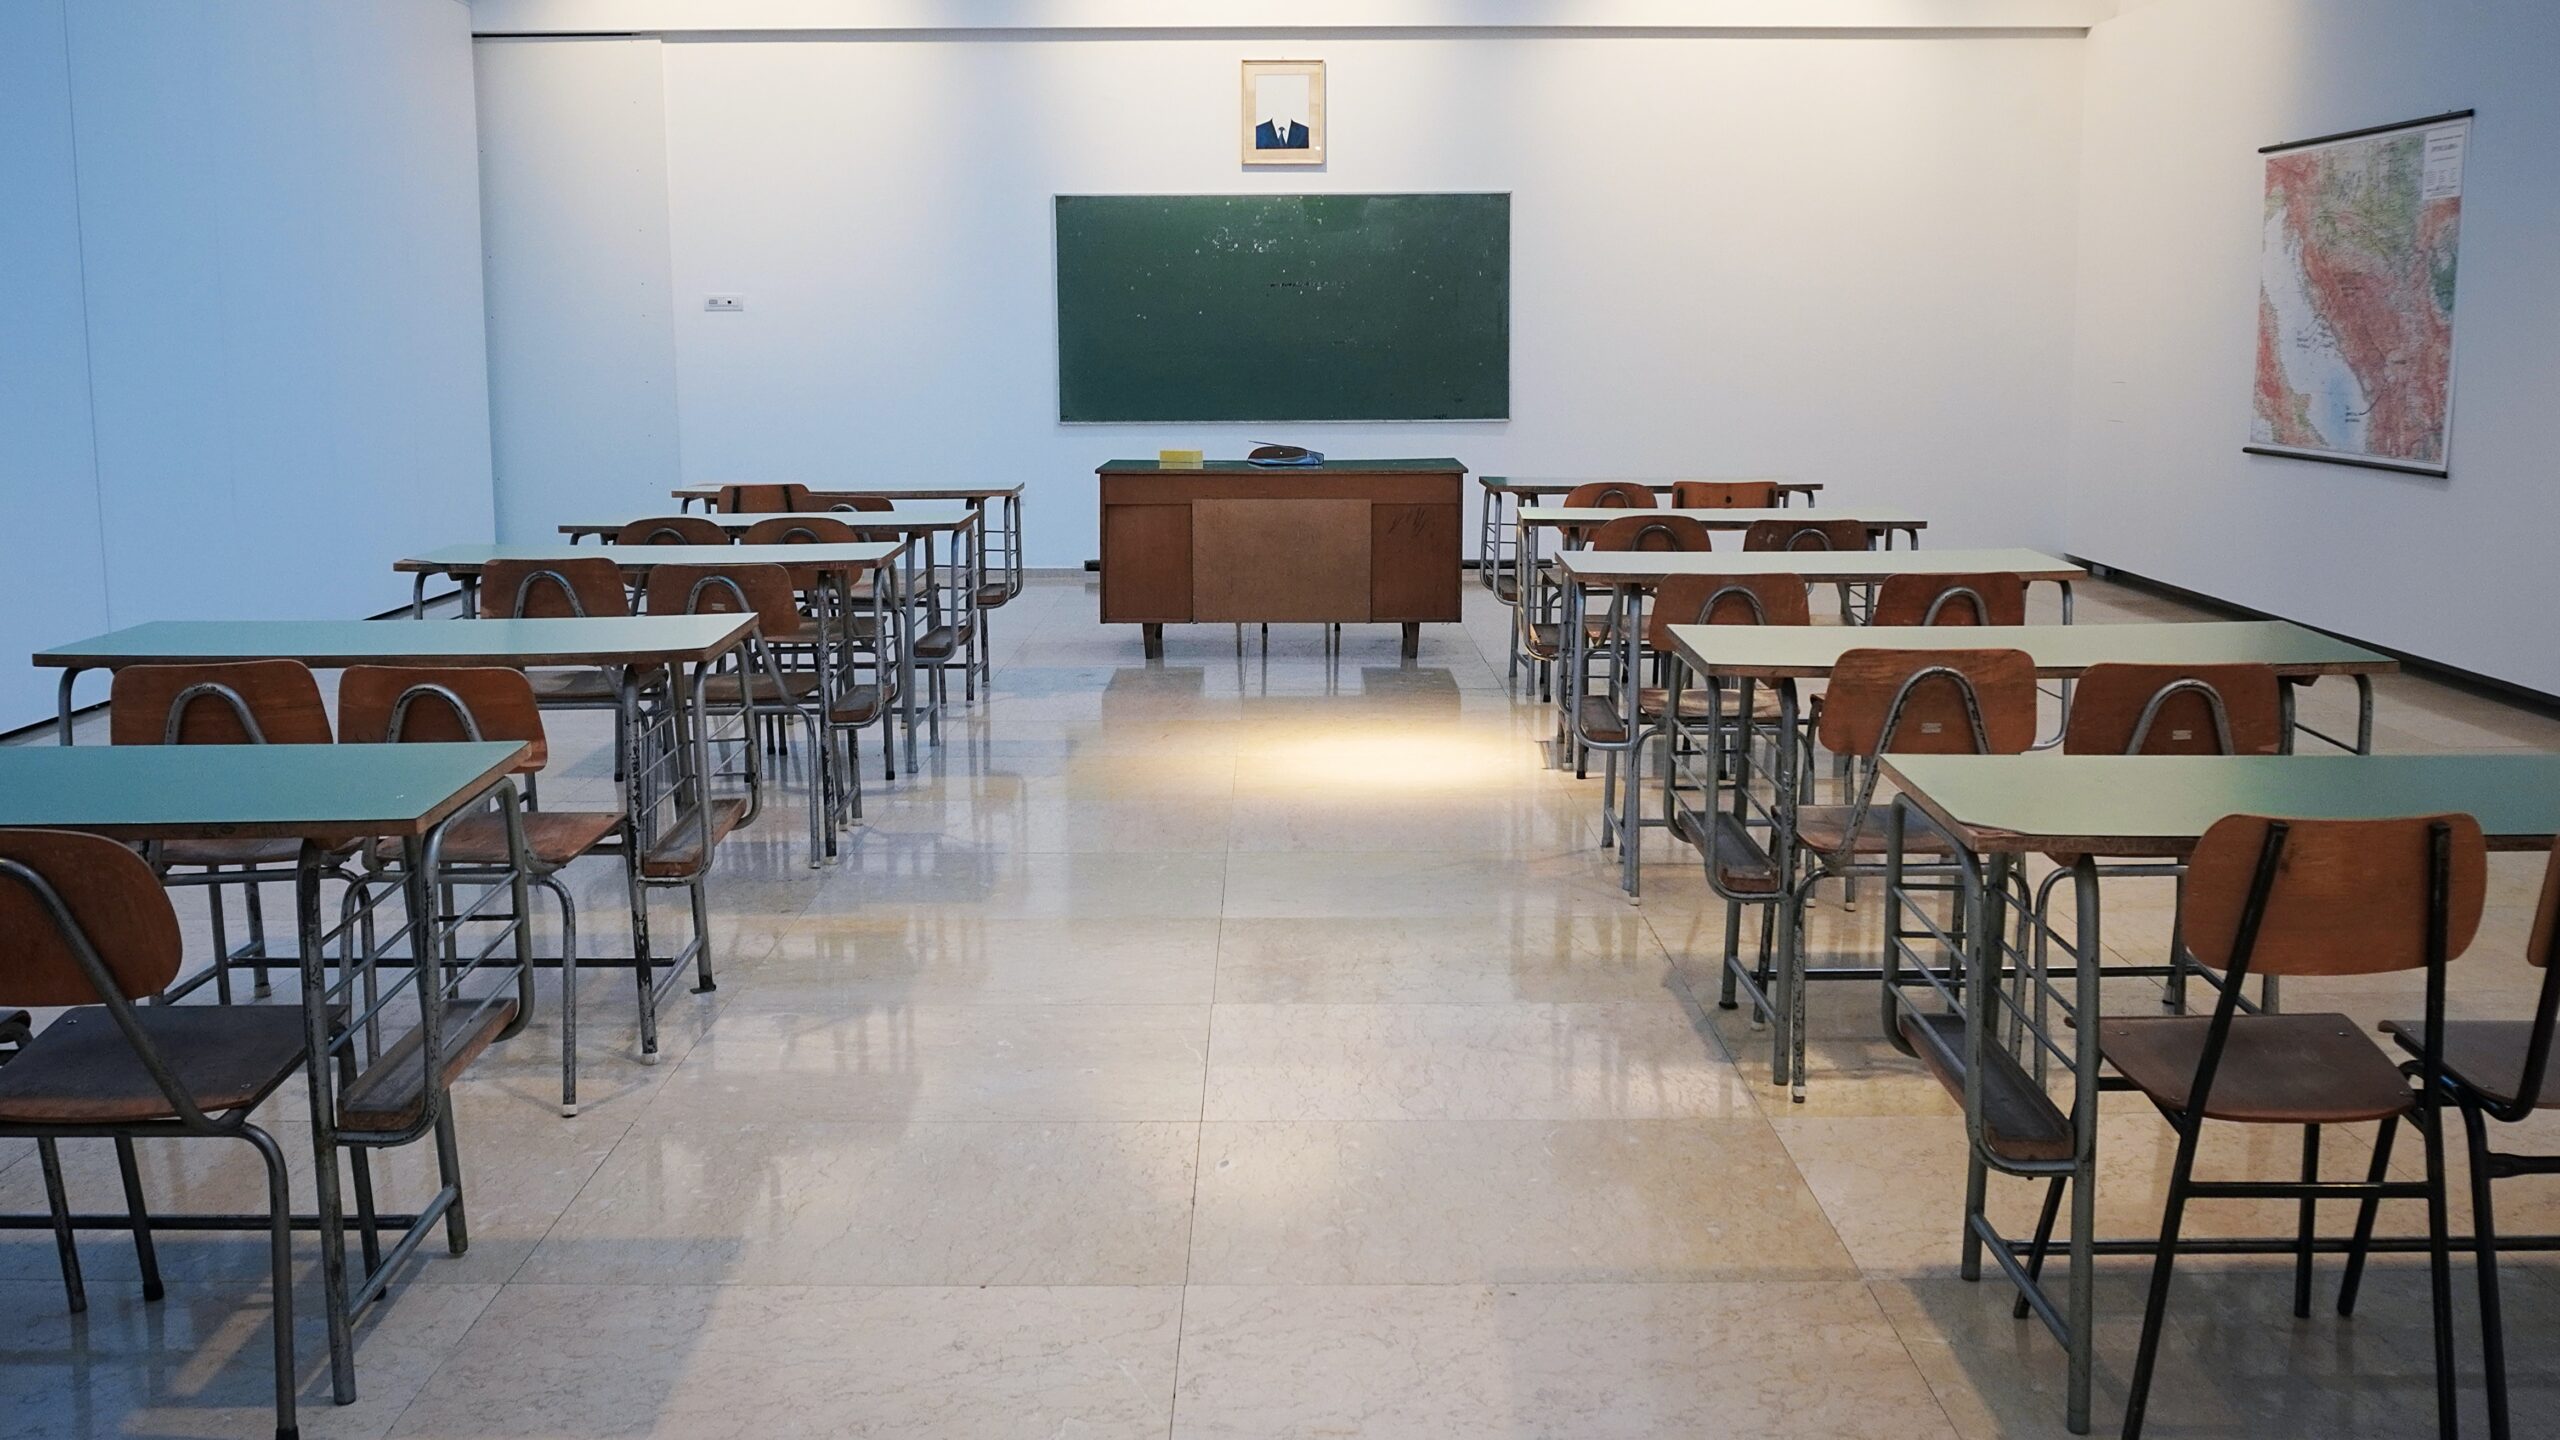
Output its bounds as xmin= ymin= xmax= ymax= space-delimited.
xmin=0 ymin=830 xmax=184 ymax=1006
xmin=644 ymin=562 xmax=807 ymax=640
xmin=477 ymin=557 xmax=631 ymax=619
xmin=1646 ymin=574 xmax=1813 ymax=647
xmin=1561 ymin=481 xmax=1657 ymax=510
xmin=1741 ymin=518 xmax=1872 ymax=553
xmin=1670 ymin=480 xmax=1781 ymax=509
xmin=616 ymin=515 xmax=729 ymax=546
xmin=1815 ymin=648 xmax=2039 ymax=758
xmin=718 ymin=483 xmax=810 ymax=514
xmin=828 ymin=495 xmax=895 ymax=513
xmin=1870 ymin=572 xmax=2029 ymax=626
xmin=339 ymin=666 xmax=549 ymax=773
xmin=1589 ymin=514 xmax=1713 ymax=553
xmin=2064 ymin=663 xmax=2284 ymax=757
xmin=109 ymin=660 xmax=331 ymax=746
xmin=741 ymin=516 xmax=863 ymax=545
xmin=2183 ymin=814 xmax=2486 ymax=978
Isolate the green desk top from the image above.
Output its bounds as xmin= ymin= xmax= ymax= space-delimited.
xmin=1481 ymin=476 xmax=1819 ymax=495
xmin=675 ymin=484 xmax=1024 ymax=501
xmin=1518 ymin=506 xmax=1922 ymax=529
xmin=1666 ymin=621 xmax=2393 ymax=681
xmin=35 ymin=616 xmax=755 ymax=671
xmin=396 ymin=542 xmax=899 ymax=574
xmin=566 ymin=504 xmax=975 ymax=537
xmin=1556 ymin=547 xmax=2084 ymax=586
xmin=0 ymin=743 xmax=527 ymax=843
xmin=1098 ymin=458 xmax=1466 ymax=475
xmin=1881 ymin=753 xmax=2560 ymax=858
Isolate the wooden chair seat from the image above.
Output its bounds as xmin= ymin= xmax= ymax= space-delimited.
xmin=1637 ymin=684 xmax=1785 ymax=723
xmin=1524 ymin=622 xmax=1562 ymax=661
xmin=160 ymin=837 xmax=354 ymax=868
xmin=701 ymin=671 xmax=823 ymax=706
xmin=337 ymin=997 xmax=519 ymax=1133
xmin=1672 ymin=809 xmax=1782 ymax=895
xmin=913 ymin=623 xmax=968 ymax=661
xmin=975 ymin=582 xmax=1012 ymax=609
xmin=0 ymin=1005 xmax=308 ymax=1124
xmin=640 ymin=798 xmax=750 ymax=879
xmin=369 ymin=810 xmax=623 ymax=871
xmin=1493 ymin=575 xmax=1519 ymax=604
xmin=527 ymin=668 xmax=621 ymax=705
xmin=2381 ymin=1020 xmax=2552 ymax=1108
xmin=830 ymin=685 xmax=889 ymax=725
xmin=1900 ymin=1011 xmax=2075 ymax=1162
xmin=2100 ymin=1013 xmax=2415 ymax=1123
xmin=1792 ymin=805 xmax=1957 ymax=858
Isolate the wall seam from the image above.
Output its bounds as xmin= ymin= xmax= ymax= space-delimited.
xmin=56 ymin=0 xmax=116 ymax=630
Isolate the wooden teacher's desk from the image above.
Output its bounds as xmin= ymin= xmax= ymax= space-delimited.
xmin=1096 ymin=458 xmax=1465 ymax=658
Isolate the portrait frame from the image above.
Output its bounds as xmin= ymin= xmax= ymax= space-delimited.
xmin=1241 ymin=60 xmax=1325 ymax=167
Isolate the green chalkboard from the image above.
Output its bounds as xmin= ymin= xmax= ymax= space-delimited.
xmin=1055 ymin=193 xmax=1509 ymax=423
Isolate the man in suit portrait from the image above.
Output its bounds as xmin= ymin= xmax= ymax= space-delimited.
xmin=1254 ymin=73 xmax=1311 ymax=150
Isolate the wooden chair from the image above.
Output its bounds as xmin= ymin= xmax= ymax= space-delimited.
xmin=1741 ymin=517 xmax=1872 ymax=552
xmin=1587 ymin=514 xmax=1712 ymax=553
xmin=2030 ymin=663 xmax=2288 ymax=1014
xmin=478 ymin=556 xmax=636 ymax=715
xmin=2342 ymin=843 xmax=2560 ymax=1440
xmin=616 ymin=515 xmax=728 ymax=546
xmin=716 ymin=483 xmax=811 ymax=514
xmin=2063 ymin=663 xmax=2285 ymax=757
xmin=1765 ymin=648 xmax=2038 ymax=1096
xmin=1871 ymin=572 xmax=2028 ymax=626
xmin=1560 ymin=481 xmax=1657 ymax=509
xmin=108 ymin=660 xmax=342 ymax=1005
xmin=740 ymin=517 xmax=901 ymax=788
xmin=645 ymin=563 xmax=835 ymax=866
xmin=0 ymin=829 xmax=313 ymax=1440
xmin=340 ymin=667 xmax=629 ymax=1116
xmin=2100 ymin=813 xmax=2479 ymax=1440
xmin=1670 ymin=480 xmax=1780 ymax=509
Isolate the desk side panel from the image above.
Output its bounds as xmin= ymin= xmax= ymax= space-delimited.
xmin=1099 ymin=499 xmax=1193 ymax=623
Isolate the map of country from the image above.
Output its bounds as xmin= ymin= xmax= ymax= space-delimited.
xmin=2251 ymin=120 xmax=2464 ymax=469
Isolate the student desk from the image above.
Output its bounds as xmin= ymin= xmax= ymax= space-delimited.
xmin=1649 ymin=621 xmax=2398 ymax=1104
xmin=1097 ymin=458 xmax=1464 ymax=659
xmin=673 ymin=483 xmax=1026 ymax=613
xmin=1875 ymin=752 xmax=2560 ymax=1435
xmin=1547 ymin=547 xmax=2087 ymax=785
xmin=35 ymin=616 xmax=766 ymax=1102
xmin=1476 ymin=476 xmax=1823 ymax=589
xmin=0 ymin=740 xmax=531 ymax=1409
xmin=561 ymin=507 xmax=990 ymax=704
xmin=395 ymin=542 xmax=924 ymax=770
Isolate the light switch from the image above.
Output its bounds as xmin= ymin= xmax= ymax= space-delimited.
xmin=705 ymin=295 xmax=745 ymax=312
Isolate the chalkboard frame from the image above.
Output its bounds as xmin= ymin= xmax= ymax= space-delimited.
xmin=1053 ymin=192 xmax=1512 ymax=425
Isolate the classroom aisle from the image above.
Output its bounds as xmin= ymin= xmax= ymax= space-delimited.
xmin=4 ymin=575 xmax=2558 ymax=1439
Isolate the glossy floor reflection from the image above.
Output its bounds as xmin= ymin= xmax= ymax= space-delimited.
xmin=6 ymin=574 xmax=2558 ymax=1437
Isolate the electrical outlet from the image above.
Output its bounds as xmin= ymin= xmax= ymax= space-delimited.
xmin=705 ymin=294 xmax=745 ymax=312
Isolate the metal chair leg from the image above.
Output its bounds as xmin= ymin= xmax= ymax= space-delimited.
xmin=432 ymin=1103 xmax=469 ymax=1255
xmin=2336 ymin=1112 xmax=2400 ymax=1314
xmin=2459 ymin=1099 xmax=2514 ymax=1440
xmin=2293 ymin=1124 xmax=2321 ymax=1318
xmin=2013 ymin=1176 xmax=2066 ymax=1318
xmin=36 ymin=1137 xmax=84 ymax=1312
xmin=2121 ymin=1119 xmax=2205 ymax=1440
xmin=242 ymin=1125 xmax=300 ymax=1440
xmin=112 ymin=1135 xmax=164 ymax=1301
xmin=543 ymin=873 xmax=581 ymax=1116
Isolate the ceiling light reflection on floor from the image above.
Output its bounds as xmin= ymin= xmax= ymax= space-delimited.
xmin=1257 ymin=726 xmax=1530 ymax=794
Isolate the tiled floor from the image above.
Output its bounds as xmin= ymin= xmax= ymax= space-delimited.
xmin=8 ymin=574 xmax=2560 ymax=1437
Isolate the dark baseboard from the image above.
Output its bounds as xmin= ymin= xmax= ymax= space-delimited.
xmin=2069 ymin=555 xmax=2560 ymax=716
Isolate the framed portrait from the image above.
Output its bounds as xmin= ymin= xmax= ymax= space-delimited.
xmin=1241 ymin=60 xmax=1324 ymax=166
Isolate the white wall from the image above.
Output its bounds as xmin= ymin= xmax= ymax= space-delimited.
xmin=477 ymin=31 xmax=2085 ymax=565
xmin=477 ymin=37 xmax=683 ymax=541
xmin=2068 ymin=0 xmax=2560 ymax=694
xmin=0 ymin=0 xmax=495 ymax=729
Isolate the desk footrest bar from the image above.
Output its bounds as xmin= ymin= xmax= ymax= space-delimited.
xmin=0 ymin=1211 xmax=425 ymax=1233
xmin=346 ymin=1186 xmax=457 ymax=1314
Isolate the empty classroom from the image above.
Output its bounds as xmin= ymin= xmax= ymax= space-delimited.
xmin=5 ymin=3 xmax=2559 ymax=1438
